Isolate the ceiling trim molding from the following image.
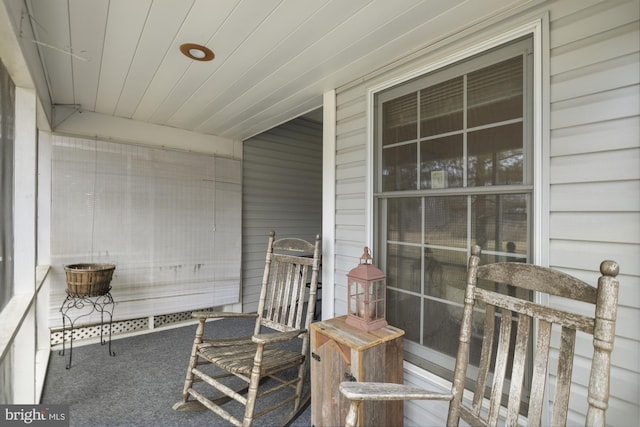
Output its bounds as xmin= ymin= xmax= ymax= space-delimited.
xmin=53 ymin=110 xmax=241 ymax=158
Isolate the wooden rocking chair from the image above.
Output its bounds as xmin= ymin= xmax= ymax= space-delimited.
xmin=340 ymin=245 xmax=619 ymax=427
xmin=173 ymin=231 xmax=321 ymax=427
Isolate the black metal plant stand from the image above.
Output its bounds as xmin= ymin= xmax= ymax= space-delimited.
xmin=59 ymin=289 xmax=115 ymax=369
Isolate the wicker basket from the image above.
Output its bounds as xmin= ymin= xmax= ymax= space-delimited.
xmin=64 ymin=263 xmax=116 ymax=297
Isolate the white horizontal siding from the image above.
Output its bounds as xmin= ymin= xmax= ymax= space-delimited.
xmin=550 ymin=21 xmax=639 ymax=75
xmin=551 ymin=181 xmax=640 ymax=212
xmin=550 ymin=148 xmax=639 ymax=184
xmin=550 ymin=52 xmax=639 ymax=103
xmin=550 ymin=212 xmax=639 ymax=244
xmin=334 ymin=84 xmax=369 ymax=316
xmin=549 ymin=0 xmax=639 ymax=48
xmin=547 ymin=1 xmax=639 ymax=424
xmin=550 ymin=116 xmax=639 ymax=157
xmin=402 ymin=365 xmax=450 ymax=426
xmin=551 ymin=85 xmax=639 ymax=129
xmin=242 ymin=117 xmax=322 ymax=312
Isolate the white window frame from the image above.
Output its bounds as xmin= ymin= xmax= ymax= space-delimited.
xmin=364 ymin=15 xmax=547 ymax=389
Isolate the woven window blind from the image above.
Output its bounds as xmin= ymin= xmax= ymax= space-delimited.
xmin=49 ymin=136 xmax=241 ymax=325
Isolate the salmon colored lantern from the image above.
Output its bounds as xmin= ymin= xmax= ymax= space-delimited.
xmin=346 ymin=247 xmax=387 ymax=332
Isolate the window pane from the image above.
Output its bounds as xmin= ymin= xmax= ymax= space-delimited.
xmin=423 ymin=298 xmax=462 ymax=359
xmin=382 ymin=143 xmax=417 ymax=191
xmin=420 ymin=77 xmax=463 ymax=137
xmin=422 ymin=249 xmax=467 ymax=356
xmin=467 ymin=56 xmax=523 ymax=127
xmin=420 ymin=134 xmax=463 ymax=189
xmin=388 ymin=198 xmax=421 ymax=244
xmin=467 ymin=122 xmax=523 ymax=186
xmin=424 ymin=248 xmax=466 ymax=299
xmin=424 ymin=196 xmax=467 ymax=248
xmin=471 ymin=194 xmax=528 ymax=254
xmin=387 ymin=289 xmax=420 ymax=342
xmin=383 ymin=92 xmax=417 ymax=145
xmin=386 ymin=243 xmax=420 ymax=293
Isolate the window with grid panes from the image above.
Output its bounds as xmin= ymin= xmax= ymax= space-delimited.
xmin=374 ymin=36 xmax=534 ymax=397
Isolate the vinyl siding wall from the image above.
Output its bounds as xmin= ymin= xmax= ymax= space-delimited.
xmin=242 ymin=117 xmax=322 ymax=313
xmin=332 ymin=0 xmax=639 ymax=425
xmin=547 ymin=1 xmax=639 ymax=424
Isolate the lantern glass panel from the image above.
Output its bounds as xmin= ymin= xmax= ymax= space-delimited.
xmin=349 ymin=280 xmax=364 ymax=316
xmin=346 ymin=247 xmax=388 ymax=331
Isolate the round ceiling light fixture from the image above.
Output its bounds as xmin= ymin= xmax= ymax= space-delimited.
xmin=180 ymin=43 xmax=215 ymax=61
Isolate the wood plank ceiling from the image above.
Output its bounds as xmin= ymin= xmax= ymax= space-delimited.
xmin=23 ymin=0 xmax=535 ymax=141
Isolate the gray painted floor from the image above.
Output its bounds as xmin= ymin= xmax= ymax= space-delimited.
xmin=41 ymin=318 xmax=312 ymax=426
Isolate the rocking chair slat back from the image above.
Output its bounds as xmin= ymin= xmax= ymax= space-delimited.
xmin=476 ymin=262 xmax=598 ymax=303
xmin=257 ymin=235 xmax=320 ymax=334
xmin=505 ymin=312 xmax=530 ymax=425
xmin=449 ymin=246 xmax=620 ymax=426
xmin=527 ymin=319 xmax=552 ymax=426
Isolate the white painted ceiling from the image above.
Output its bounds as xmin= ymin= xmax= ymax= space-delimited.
xmin=23 ymin=0 xmax=535 ymax=141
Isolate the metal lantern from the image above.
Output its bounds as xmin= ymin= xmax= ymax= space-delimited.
xmin=346 ymin=247 xmax=387 ymax=332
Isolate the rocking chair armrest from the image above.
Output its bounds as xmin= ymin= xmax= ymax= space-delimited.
xmin=339 ymin=382 xmax=454 ymax=402
xmin=191 ymin=311 xmax=259 ymax=320
xmin=251 ymin=329 xmax=306 ymax=345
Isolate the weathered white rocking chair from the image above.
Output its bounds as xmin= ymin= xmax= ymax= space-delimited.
xmin=340 ymin=245 xmax=620 ymax=427
xmin=173 ymin=231 xmax=321 ymax=427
